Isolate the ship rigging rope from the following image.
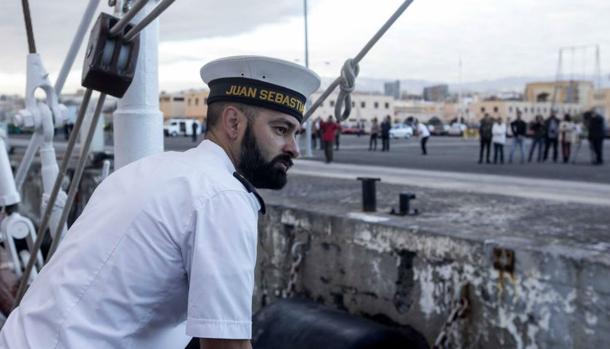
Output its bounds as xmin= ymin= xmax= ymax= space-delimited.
xmin=13 ymin=0 xmax=179 ymax=308
xmin=20 ymin=0 xmax=37 ymax=53
xmin=303 ymin=0 xmax=415 ymax=123
xmin=13 ymin=89 xmax=94 ymax=308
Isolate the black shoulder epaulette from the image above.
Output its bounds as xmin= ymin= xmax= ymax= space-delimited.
xmin=233 ymin=172 xmax=266 ymax=215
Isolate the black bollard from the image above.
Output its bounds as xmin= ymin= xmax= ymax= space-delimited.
xmin=399 ymin=192 xmax=416 ymax=215
xmin=357 ymin=177 xmax=380 ymax=212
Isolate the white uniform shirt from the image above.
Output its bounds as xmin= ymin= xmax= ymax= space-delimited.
xmin=0 ymin=140 xmax=261 ymax=349
xmin=417 ymin=123 xmax=430 ymax=138
xmin=492 ymin=123 xmax=507 ymax=144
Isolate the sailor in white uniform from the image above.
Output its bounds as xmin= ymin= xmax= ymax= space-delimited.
xmin=0 ymin=56 xmax=320 ymax=349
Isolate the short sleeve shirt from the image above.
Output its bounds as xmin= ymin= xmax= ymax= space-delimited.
xmin=0 ymin=140 xmax=261 ymax=349
xmin=417 ymin=123 xmax=430 ymax=138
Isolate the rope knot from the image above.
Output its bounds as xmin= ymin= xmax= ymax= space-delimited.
xmin=334 ymin=58 xmax=360 ymax=122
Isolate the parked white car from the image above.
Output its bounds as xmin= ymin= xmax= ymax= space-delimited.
xmin=389 ymin=124 xmax=414 ymax=139
xmin=163 ymin=118 xmax=200 ymax=137
xmin=447 ymin=123 xmax=467 ymax=136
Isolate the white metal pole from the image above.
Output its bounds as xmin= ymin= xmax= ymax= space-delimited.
xmin=0 ymin=133 xmax=20 ymax=207
xmin=303 ymin=0 xmax=313 ymax=157
xmin=113 ymin=0 xmax=164 ymax=169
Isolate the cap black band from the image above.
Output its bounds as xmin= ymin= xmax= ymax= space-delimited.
xmin=206 ymin=78 xmax=306 ymax=122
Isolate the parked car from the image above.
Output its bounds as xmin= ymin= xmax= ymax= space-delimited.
xmin=163 ymin=118 xmax=200 ymax=137
xmin=389 ymin=124 xmax=414 ymax=139
xmin=341 ymin=125 xmax=367 ymax=135
xmin=447 ymin=123 xmax=467 ymax=136
xmin=426 ymin=117 xmax=448 ymax=136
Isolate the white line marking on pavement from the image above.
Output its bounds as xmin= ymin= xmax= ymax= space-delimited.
xmin=291 ymin=160 xmax=610 ymax=206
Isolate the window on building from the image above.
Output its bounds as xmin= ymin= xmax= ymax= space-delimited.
xmin=174 ymin=97 xmax=184 ymax=101
xmin=374 ymin=102 xmax=379 ymax=109
xmin=195 ymin=98 xmax=199 ymax=106
xmin=187 ymin=98 xmax=191 ymax=106
xmin=361 ymin=101 xmax=366 ymax=108
xmin=508 ymin=106 xmax=513 ymax=113
xmin=330 ymin=100 xmax=335 ymax=107
xmin=493 ymin=106 xmax=498 ymax=112
xmin=385 ymin=102 xmax=390 ymax=109
xmin=352 ymin=101 xmax=355 ymax=107
xmin=481 ymin=107 xmax=485 ymax=112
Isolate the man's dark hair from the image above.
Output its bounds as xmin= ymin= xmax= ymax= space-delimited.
xmin=206 ymin=101 xmax=259 ymax=129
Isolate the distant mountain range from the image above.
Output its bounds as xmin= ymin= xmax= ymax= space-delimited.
xmin=322 ymin=74 xmax=610 ymax=96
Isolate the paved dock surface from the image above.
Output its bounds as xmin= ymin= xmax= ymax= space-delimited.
xmin=8 ymin=133 xmax=609 ymax=183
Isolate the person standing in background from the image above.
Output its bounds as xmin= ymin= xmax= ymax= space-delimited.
xmin=415 ymin=119 xmax=430 ymax=155
xmin=321 ymin=116 xmax=339 ymax=163
xmin=559 ymin=114 xmax=575 ymax=163
xmin=492 ymin=117 xmax=507 ymax=164
xmin=315 ymin=117 xmax=323 ymax=150
xmin=543 ymin=113 xmax=560 ymax=162
xmin=587 ymin=110 xmax=606 ymax=165
xmin=311 ymin=118 xmax=319 ymax=150
xmin=369 ymin=117 xmax=379 ymax=151
xmin=335 ymin=121 xmax=342 ymax=150
xmin=508 ymin=110 xmax=527 ymax=163
xmin=570 ymin=119 xmax=584 ymax=164
xmin=380 ymin=116 xmax=392 ymax=152
xmin=528 ymin=114 xmax=545 ymax=162
xmin=478 ymin=113 xmax=493 ymax=164
xmin=191 ymin=121 xmax=198 ymax=142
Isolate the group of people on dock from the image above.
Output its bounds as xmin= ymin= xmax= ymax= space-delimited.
xmin=478 ymin=109 xmax=606 ymax=165
xmin=311 ymin=115 xmax=431 ymax=163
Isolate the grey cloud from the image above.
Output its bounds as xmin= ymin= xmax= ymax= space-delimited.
xmin=0 ymin=0 xmax=300 ymax=72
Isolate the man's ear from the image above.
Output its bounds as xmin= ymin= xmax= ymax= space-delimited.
xmin=221 ymin=106 xmax=245 ymax=140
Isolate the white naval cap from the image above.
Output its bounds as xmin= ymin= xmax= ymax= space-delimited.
xmin=200 ymin=56 xmax=321 ymax=122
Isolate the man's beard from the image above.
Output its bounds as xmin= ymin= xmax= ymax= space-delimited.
xmin=238 ymin=125 xmax=293 ymax=189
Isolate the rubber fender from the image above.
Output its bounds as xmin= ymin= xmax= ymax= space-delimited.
xmin=252 ymin=298 xmax=429 ymax=349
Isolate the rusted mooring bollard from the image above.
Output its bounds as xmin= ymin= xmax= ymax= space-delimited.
xmin=356 ymin=177 xmax=380 ymax=212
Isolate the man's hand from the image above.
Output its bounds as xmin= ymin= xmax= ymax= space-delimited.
xmin=199 ymin=339 xmax=252 ymax=349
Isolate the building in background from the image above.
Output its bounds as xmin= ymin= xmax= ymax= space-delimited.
xmin=470 ymin=100 xmax=582 ymax=123
xmin=524 ymin=81 xmax=594 ymax=105
xmin=184 ymin=89 xmax=209 ymax=121
xmin=394 ymin=100 xmax=442 ymax=123
xmin=159 ymin=90 xmax=209 ymax=122
xmin=423 ymin=84 xmax=449 ymax=102
xmin=159 ymin=91 xmax=186 ymax=119
xmin=309 ymin=92 xmax=394 ymax=131
xmin=383 ymin=80 xmax=401 ymax=100
xmin=591 ymin=88 xmax=610 ymax=116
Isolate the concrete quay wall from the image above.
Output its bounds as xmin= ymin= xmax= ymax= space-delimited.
xmin=255 ymin=175 xmax=610 ymax=349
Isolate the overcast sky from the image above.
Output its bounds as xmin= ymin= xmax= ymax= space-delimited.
xmin=1 ymin=0 xmax=609 ymax=94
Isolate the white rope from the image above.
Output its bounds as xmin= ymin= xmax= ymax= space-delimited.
xmin=334 ymin=59 xmax=359 ymax=121
xmin=303 ymin=0 xmax=415 ymax=123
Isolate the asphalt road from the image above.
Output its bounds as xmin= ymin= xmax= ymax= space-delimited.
xmin=292 ymin=135 xmax=610 ymax=184
xmin=9 ymin=132 xmax=610 ymax=184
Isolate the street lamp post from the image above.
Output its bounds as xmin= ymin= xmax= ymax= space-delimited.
xmin=303 ymin=0 xmax=313 ymax=157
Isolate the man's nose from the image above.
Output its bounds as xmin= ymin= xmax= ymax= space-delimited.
xmin=284 ymin=135 xmax=300 ymax=158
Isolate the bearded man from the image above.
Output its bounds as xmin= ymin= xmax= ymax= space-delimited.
xmin=0 ymin=56 xmax=320 ymax=349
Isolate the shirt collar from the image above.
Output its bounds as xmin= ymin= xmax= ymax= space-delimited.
xmin=198 ymin=139 xmax=236 ymax=174
xmin=197 ymin=139 xmax=266 ymax=215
